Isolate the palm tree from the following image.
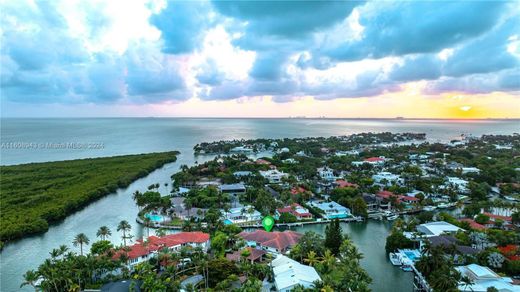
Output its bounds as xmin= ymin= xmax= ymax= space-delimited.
xmin=96 ymin=226 xmax=112 ymax=240
xmin=461 ymin=275 xmax=474 ymax=291
xmin=117 ymin=220 xmax=132 ymax=246
xmin=72 ymin=233 xmax=90 ymax=256
xmin=20 ymin=270 xmax=39 ymax=291
xmin=304 ymin=250 xmax=321 ymax=267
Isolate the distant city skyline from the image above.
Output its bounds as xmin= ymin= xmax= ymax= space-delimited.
xmin=1 ymin=0 xmax=519 ymax=118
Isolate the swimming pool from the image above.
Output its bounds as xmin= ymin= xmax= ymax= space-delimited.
xmin=402 ymin=250 xmax=421 ymax=262
xmin=145 ymin=213 xmax=165 ymax=222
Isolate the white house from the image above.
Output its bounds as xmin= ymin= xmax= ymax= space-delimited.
xmin=307 ymin=200 xmax=351 ymax=219
xmin=222 ymin=206 xmax=262 ymax=224
xmin=455 ymin=264 xmax=516 ymax=292
xmin=260 ymin=169 xmax=288 ymax=183
xmin=416 ymin=221 xmax=463 ymax=237
xmin=335 ymin=150 xmax=360 ymax=156
xmin=372 ymin=171 xmax=403 ymax=186
xmin=317 ymin=167 xmax=335 ymax=181
xmin=272 ymin=255 xmax=322 ymax=292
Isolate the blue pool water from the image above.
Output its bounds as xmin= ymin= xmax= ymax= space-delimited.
xmin=145 ymin=213 xmax=164 ymax=222
xmin=404 ymin=251 xmax=419 ymax=261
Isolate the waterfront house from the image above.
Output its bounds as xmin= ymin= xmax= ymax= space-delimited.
xmin=317 ymin=167 xmax=335 ymax=181
xmin=238 ymin=230 xmax=303 ymax=254
xmin=455 ymin=264 xmax=516 ymax=292
xmin=114 ymin=232 xmax=210 ymax=269
xmin=307 ymin=200 xmax=351 ymax=219
xmin=459 ymin=218 xmax=487 ymax=231
xmin=259 ymin=169 xmax=288 ymax=183
xmin=416 ymin=221 xmax=463 ymax=237
xmin=335 ymin=149 xmax=360 ymax=156
xmin=282 ymin=158 xmax=298 ymax=164
xmin=230 ymin=146 xmax=254 ymax=153
xmin=362 ymin=194 xmax=379 ymax=212
xmin=271 ymin=255 xmax=322 ymax=292
xmin=222 ymin=206 xmax=262 ymax=224
xmin=171 ymin=197 xmax=207 ymax=220
xmin=276 ymin=203 xmax=313 ymax=220
xmin=425 ymin=235 xmax=478 ymax=263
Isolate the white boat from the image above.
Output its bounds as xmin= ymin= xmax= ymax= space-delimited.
xmin=387 ymin=214 xmax=399 ymax=220
xmin=423 ymin=206 xmax=436 ymax=211
xmin=389 ymin=253 xmax=402 ymax=266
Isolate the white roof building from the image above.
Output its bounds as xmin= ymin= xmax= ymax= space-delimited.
xmin=455 ymin=264 xmax=517 ymax=292
xmin=272 ymin=255 xmax=321 ymax=292
xmin=372 ymin=171 xmax=403 ymax=186
xmin=222 ymin=206 xmax=261 ymax=224
xmin=416 ymin=221 xmax=463 ymax=237
xmin=260 ymin=169 xmax=288 ymax=184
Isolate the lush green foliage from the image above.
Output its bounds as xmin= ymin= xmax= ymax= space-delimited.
xmin=1 ymin=151 xmax=178 ymax=241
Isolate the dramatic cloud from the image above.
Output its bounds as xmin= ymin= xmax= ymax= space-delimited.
xmin=1 ymin=0 xmax=518 ymax=117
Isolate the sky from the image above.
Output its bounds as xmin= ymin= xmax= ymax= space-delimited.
xmin=1 ymin=0 xmax=519 ymax=118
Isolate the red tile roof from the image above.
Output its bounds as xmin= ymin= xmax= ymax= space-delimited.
xmin=459 ymin=218 xmax=487 ymax=230
xmin=483 ymin=212 xmax=512 ymax=222
xmin=226 ymin=247 xmax=267 ymax=262
xmin=238 ymin=230 xmax=302 ymax=252
xmin=335 ymin=180 xmax=359 ymax=188
xmin=377 ymin=190 xmax=395 ymax=199
xmin=290 ymin=187 xmax=307 ymax=195
xmin=114 ymin=232 xmax=209 ymax=260
xmin=256 ymin=159 xmax=271 ymax=165
xmin=365 ymin=157 xmax=384 ymax=162
xmin=277 ymin=203 xmax=312 ymax=218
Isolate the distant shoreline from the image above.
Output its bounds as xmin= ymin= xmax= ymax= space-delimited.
xmin=1 ymin=117 xmax=519 ymax=121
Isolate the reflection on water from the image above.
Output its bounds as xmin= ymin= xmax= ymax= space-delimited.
xmin=1 ymin=118 xmax=518 ymax=291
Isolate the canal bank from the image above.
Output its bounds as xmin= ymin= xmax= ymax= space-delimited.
xmin=288 ymin=221 xmax=414 ymax=292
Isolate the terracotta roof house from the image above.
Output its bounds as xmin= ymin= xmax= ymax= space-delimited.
xmin=226 ymin=247 xmax=267 ymax=263
xmin=335 ymin=180 xmax=359 ymax=188
xmin=459 ymin=218 xmax=487 ymax=231
xmin=114 ymin=232 xmax=210 ymax=268
xmin=276 ymin=203 xmax=313 ymax=220
xmin=238 ymin=230 xmax=303 ymax=254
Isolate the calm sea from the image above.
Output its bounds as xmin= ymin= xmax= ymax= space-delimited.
xmin=0 ymin=118 xmax=519 ymax=292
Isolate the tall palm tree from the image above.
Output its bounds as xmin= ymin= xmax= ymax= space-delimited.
xmin=72 ymin=233 xmax=90 ymax=256
xmin=117 ymin=220 xmax=132 ymax=246
xmin=96 ymin=226 xmax=112 ymax=240
xmin=20 ymin=270 xmax=39 ymax=291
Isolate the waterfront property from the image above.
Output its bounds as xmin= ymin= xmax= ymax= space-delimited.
xmin=276 ymin=203 xmax=313 ymax=220
xmin=113 ymin=232 xmax=210 ymax=269
xmin=222 ymin=206 xmax=262 ymax=225
xmin=271 ymin=255 xmax=322 ymax=292
xmin=171 ymin=197 xmax=207 ymax=221
xmin=416 ymin=221 xmax=463 ymax=237
xmin=238 ymin=230 xmax=302 ymax=254
xmin=307 ymin=200 xmax=352 ymax=219
xmin=456 ymin=264 xmax=517 ymax=292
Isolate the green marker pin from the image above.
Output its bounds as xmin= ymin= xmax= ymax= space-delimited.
xmin=262 ymin=216 xmax=275 ymax=232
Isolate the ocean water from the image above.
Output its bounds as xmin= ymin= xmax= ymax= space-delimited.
xmin=0 ymin=118 xmax=518 ymax=292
